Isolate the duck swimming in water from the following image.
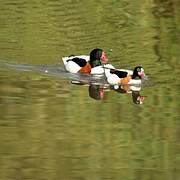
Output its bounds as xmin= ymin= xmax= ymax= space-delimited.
xmin=105 ymin=66 xmax=146 ymax=85
xmin=62 ymin=48 xmax=111 ymax=74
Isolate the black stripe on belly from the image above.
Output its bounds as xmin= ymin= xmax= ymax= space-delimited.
xmin=110 ymin=69 xmax=128 ymax=78
xmin=68 ymin=57 xmax=87 ymax=67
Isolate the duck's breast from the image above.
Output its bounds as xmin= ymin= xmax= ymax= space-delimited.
xmin=90 ymin=66 xmax=105 ymax=75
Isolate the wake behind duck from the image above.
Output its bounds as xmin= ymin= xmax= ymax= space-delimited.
xmin=0 ymin=59 xmax=108 ymax=86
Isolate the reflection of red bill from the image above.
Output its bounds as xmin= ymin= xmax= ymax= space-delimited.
xmin=137 ymin=96 xmax=145 ymax=104
xmin=99 ymin=89 xmax=104 ymax=99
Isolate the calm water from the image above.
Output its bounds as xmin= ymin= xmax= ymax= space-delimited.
xmin=0 ymin=0 xmax=179 ymax=180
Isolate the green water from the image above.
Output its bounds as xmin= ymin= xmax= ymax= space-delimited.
xmin=0 ymin=0 xmax=179 ymax=179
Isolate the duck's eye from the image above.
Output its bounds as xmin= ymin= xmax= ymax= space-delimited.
xmin=137 ymin=68 xmax=141 ymax=72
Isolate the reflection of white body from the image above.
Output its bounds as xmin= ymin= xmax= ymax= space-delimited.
xmin=113 ymin=84 xmax=141 ymax=92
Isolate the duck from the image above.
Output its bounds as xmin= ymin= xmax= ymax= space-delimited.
xmin=105 ymin=66 xmax=146 ymax=86
xmin=62 ymin=48 xmax=111 ymax=74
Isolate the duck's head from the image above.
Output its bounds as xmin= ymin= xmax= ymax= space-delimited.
xmin=132 ymin=66 xmax=145 ymax=79
xmin=89 ymin=48 xmax=108 ymax=67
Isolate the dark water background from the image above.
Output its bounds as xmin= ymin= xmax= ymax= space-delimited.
xmin=0 ymin=0 xmax=179 ymax=179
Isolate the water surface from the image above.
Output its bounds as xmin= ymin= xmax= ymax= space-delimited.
xmin=0 ymin=0 xmax=179 ymax=179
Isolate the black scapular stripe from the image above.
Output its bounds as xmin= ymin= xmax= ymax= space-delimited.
xmin=110 ymin=69 xmax=128 ymax=78
xmin=68 ymin=57 xmax=87 ymax=67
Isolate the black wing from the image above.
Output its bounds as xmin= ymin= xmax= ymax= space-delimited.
xmin=110 ymin=69 xmax=128 ymax=78
xmin=67 ymin=57 xmax=87 ymax=67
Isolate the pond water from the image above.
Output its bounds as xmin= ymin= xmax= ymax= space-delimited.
xmin=0 ymin=0 xmax=179 ymax=179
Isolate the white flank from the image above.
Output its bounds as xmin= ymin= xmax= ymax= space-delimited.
xmin=107 ymin=74 xmax=120 ymax=85
xmin=90 ymin=66 xmax=105 ymax=75
xmin=65 ymin=61 xmax=81 ymax=73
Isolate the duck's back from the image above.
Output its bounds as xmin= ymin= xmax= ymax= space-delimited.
xmin=110 ymin=69 xmax=128 ymax=78
xmin=62 ymin=55 xmax=89 ymax=65
xmin=62 ymin=55 xmax=90 ymax=73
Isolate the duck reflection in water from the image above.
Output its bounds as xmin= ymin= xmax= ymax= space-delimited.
xmin=72 ymin=81 xmax=145 ymax=104
xmin=112 ymin=84 xmax=145 ymax=104
xmin=88 ymin=84 xmax=105 ymax=100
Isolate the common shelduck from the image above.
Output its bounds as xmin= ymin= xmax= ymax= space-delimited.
xmin=105 ymin=66 xmax=146 ymax=85
xmin=62 ymin=48 xmax=114 ymax=75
